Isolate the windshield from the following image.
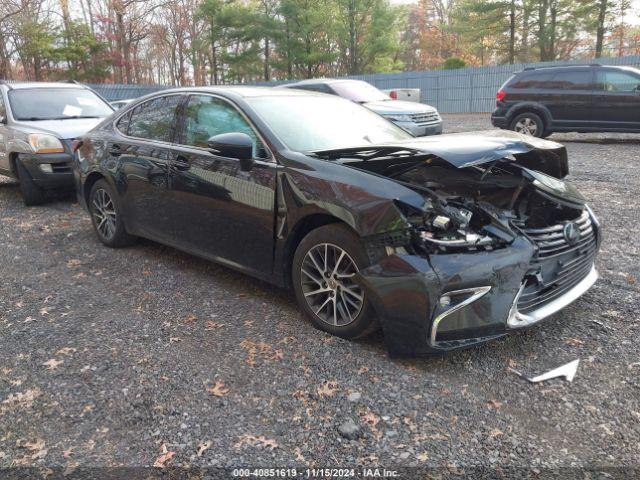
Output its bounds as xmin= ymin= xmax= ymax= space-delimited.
xmin=331 ymin=80 xmax=391 ymax=103
xmin=246 ymin=95 xmax=412 ymax=152
xmin=8 ymin=88 xmax=113 ymax=121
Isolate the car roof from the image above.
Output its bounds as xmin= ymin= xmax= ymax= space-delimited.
xmin=516 ymin=64 xmax=639 ymax=75
xmin=281 ymin=78 xmax=364 ymax=87
xmin=143 ymin=85 xmax=327 ymax=98
xmin=1 ymin=81 xmax=91 ymax=90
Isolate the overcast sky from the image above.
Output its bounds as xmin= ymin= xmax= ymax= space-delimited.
xmin=389 ymin=0 xmax=640 ymax=25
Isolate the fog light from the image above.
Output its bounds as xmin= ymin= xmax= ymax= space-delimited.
xmin=39 ymin=163 xmax=53 ymax=173
xmin=431 ymin=286 xmax=491 ymax=346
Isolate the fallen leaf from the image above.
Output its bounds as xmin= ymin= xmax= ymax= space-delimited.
xmin=206 ymin=381 xmax=229 ymax=397
xmin=487 ymin=400 xmax=503 ymax=410
xmin=56 ymin=347 xmax=76 ymax=356
xmin=196 ymin=441 xmax=211 ymax=457
xmin=317 ymin=380 xmax=339 ymax=398
xmin=234 ymin=434 xmax=278 ymax=451
xmin=184 ymin=314 xmax=198 ymax=324
xmin=416 ymin=452 xmax=429 ymax=462
xmin=153 ymin=444 xmax=175 ymax=468
xmin=294 ymin=447 xmax=305 ymax=462
xmin=205 ymin=321 xmax=224 ymax=330
xmin=169 ymin=337 xmax=182 ymax=343
xmin=42 ymin=359 xmax=63 ymax=370
xmin=63 ymin=448 xmax=74 ymax=458
xmin=564 ymin=338 xmax=584 ymax=347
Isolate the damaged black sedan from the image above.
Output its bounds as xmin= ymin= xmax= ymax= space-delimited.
xmin=73 ymin=87 xmax=600 ymax=356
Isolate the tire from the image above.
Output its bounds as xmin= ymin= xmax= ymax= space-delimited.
xmin=292 ymin=224 xmax=379 ymax=339
xmin=15 ymin=159 xmax=45 ymax=206
xmin=509 ymin=112 xmax=546 ymax=138
xmin=89 ymin=179 xmax=136 ymax=248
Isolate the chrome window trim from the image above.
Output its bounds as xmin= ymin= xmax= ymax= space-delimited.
xmin=430 ymin=286 xmax=492 ymax=347
xmin=112 ymin=92 xmax=184 ymax=148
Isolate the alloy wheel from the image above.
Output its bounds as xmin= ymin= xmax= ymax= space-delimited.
xmin=300 ymin=243 xmax=364 ymax=327
xmin=514 ymin=117 xmax=538 ymax=136
xmin=92 ymin=188 xmax=117 ymax=240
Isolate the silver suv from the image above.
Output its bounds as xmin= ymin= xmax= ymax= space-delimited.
xmin=281 ymin=79 xmax=443 ymax=136
xmin=0 ymin=81 xmax=114 ymax=205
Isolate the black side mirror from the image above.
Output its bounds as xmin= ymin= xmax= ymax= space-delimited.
xmin=207 ymin=132 xmax=255 ymax=171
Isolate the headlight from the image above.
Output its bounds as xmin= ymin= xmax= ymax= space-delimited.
xmin=384 ymin=114 xmax=413 ymax=122
xmin=27 ymin=134 xmax=65 ymax=154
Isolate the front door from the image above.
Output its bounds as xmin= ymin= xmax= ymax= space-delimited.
xmin=167 ymin=94 xmax=277 ymax=277
xmin=593 ymin=68 xmax=640 ymax=129
xmin=114 ymin=94 xmax=183 ymax=242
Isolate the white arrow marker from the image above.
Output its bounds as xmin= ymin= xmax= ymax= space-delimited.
xmin=510 ymin=359 xmax=580 ymax=383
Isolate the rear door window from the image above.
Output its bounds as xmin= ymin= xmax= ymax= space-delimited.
xmin=127 ymin=95 xmax=182 ymax=142
xmin=510 ymin=73 xmax=554 ymax=89
xmin=596 ymin=70 xmax=640 ymax=93
xmin=548 ymin=71 xmax=594 ymax=90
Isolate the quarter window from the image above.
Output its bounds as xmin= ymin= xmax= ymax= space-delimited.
xmin=181 ymin=95 xmax=264 ymax=157
xmin=596 ymin=70 xmax=640 ymax=93
xmin=127 ymin=95 xmax=181 ymax=142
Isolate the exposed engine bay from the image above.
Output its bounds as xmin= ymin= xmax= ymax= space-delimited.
xmin=342 ymin=153 xmax=587 ymax=254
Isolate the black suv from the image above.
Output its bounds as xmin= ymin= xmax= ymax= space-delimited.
xmin=491 ymin=64 xmax=640 ymax=137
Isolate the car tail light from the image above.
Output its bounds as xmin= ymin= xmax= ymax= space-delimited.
xmin=71 ymin=139 xmax=83 ymax=152
xmin=496 ymin=90 xmax=507 ymax=102
xmin=389 ymin=90 xmax=397 ymax=100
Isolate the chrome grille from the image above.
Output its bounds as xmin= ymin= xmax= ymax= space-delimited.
xmin=410 ymin=112 xmax=440 ymax=125
xmin=514 ymin=210 xmax=597 ymax=314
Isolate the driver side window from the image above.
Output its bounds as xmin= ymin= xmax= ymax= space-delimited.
xmin=182 ymin=95 xmax=265 ymax=157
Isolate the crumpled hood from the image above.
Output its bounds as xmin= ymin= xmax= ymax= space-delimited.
xmin=363 ymin=99 xmax=437 ymax=115
xmin=392 ymin=130 xmax=566 ymax=168
xmin=12 ymin=118 xmax=105 ymax=140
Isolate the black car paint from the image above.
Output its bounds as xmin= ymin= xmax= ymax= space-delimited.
xmin=74 ymin=87 xmax=599 ymax=356
xmin=492 ymin=65 xmax=640 ymax=134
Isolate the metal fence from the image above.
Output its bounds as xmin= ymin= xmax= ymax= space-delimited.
xmin=90 ymin=54 xmax=640 ymax=113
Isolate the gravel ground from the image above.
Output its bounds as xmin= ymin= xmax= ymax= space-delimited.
xmin=0 ymin=114 xmax=639 ymax=477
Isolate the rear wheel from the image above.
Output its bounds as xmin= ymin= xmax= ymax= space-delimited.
xmin=15 ymin=159 xmax=45 ymax=206
xmin=89 ymin=179 xmax=136 ymax=247
xmin=509 ymin=112 xmax=546 ymax=138
xmin=292 ymin=224 xmax=379 ymax=339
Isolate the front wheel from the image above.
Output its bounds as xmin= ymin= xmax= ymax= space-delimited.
xmin=16 ymin=159 xmax=45 ymax=206
xmin=89 ymin=179 xmax=136 ymax=248
xmin=292 ymin=224 xmax=379 ymax=339
xmin=509 ymin=112 xmax=546 ymax=138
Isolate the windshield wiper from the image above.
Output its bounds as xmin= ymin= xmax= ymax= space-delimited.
xmin=18 ymin=117 xmax=50 ymax=121
xmin=50 ymin=115 xmax=101 ymax=120
xmin=311 ymin=145 xmax=425 ymax=161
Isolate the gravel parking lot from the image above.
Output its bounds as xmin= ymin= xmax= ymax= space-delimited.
xmin=1 ymin=114 xmax=639 ymax=477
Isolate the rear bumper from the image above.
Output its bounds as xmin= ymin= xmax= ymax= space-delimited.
xmin=357 ymin=222 xmax=600 ymax=357
xmin=491 ymin=115 xmax=508 ymax=129
xmin=19 ymin=152 xmax=74 ymax=189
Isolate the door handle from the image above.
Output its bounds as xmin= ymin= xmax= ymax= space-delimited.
xmin=173 ymin=155 xmax=190 ymax=171
xmin=108 ymin=144 xmax=122 ymax=156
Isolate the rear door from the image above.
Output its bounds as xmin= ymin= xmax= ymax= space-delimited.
xmin=112 ymin=94 xmax=183 ymax=242
xmin=167 ymin=93 xmax=277 ymax=277
xmin=543 ymin=69 xmax=595 ymax=128
xmin=592 ymin=68 xmax=640 ymax=129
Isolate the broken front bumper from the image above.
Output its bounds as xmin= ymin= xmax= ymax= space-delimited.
xmin=357 ymin=214 xmax=600 ymax=357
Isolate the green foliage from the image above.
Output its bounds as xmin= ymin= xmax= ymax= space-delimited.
xmin=442 ymin=57 xmax=466 ymax=69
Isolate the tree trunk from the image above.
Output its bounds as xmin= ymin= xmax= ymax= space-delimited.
xmin=509 ymin=0 xmax=515 ymax=64
xmin=595 ymin=0 xmax=607 ymax=58
xmin=263 ymin=37 xmax=270 ymax=81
